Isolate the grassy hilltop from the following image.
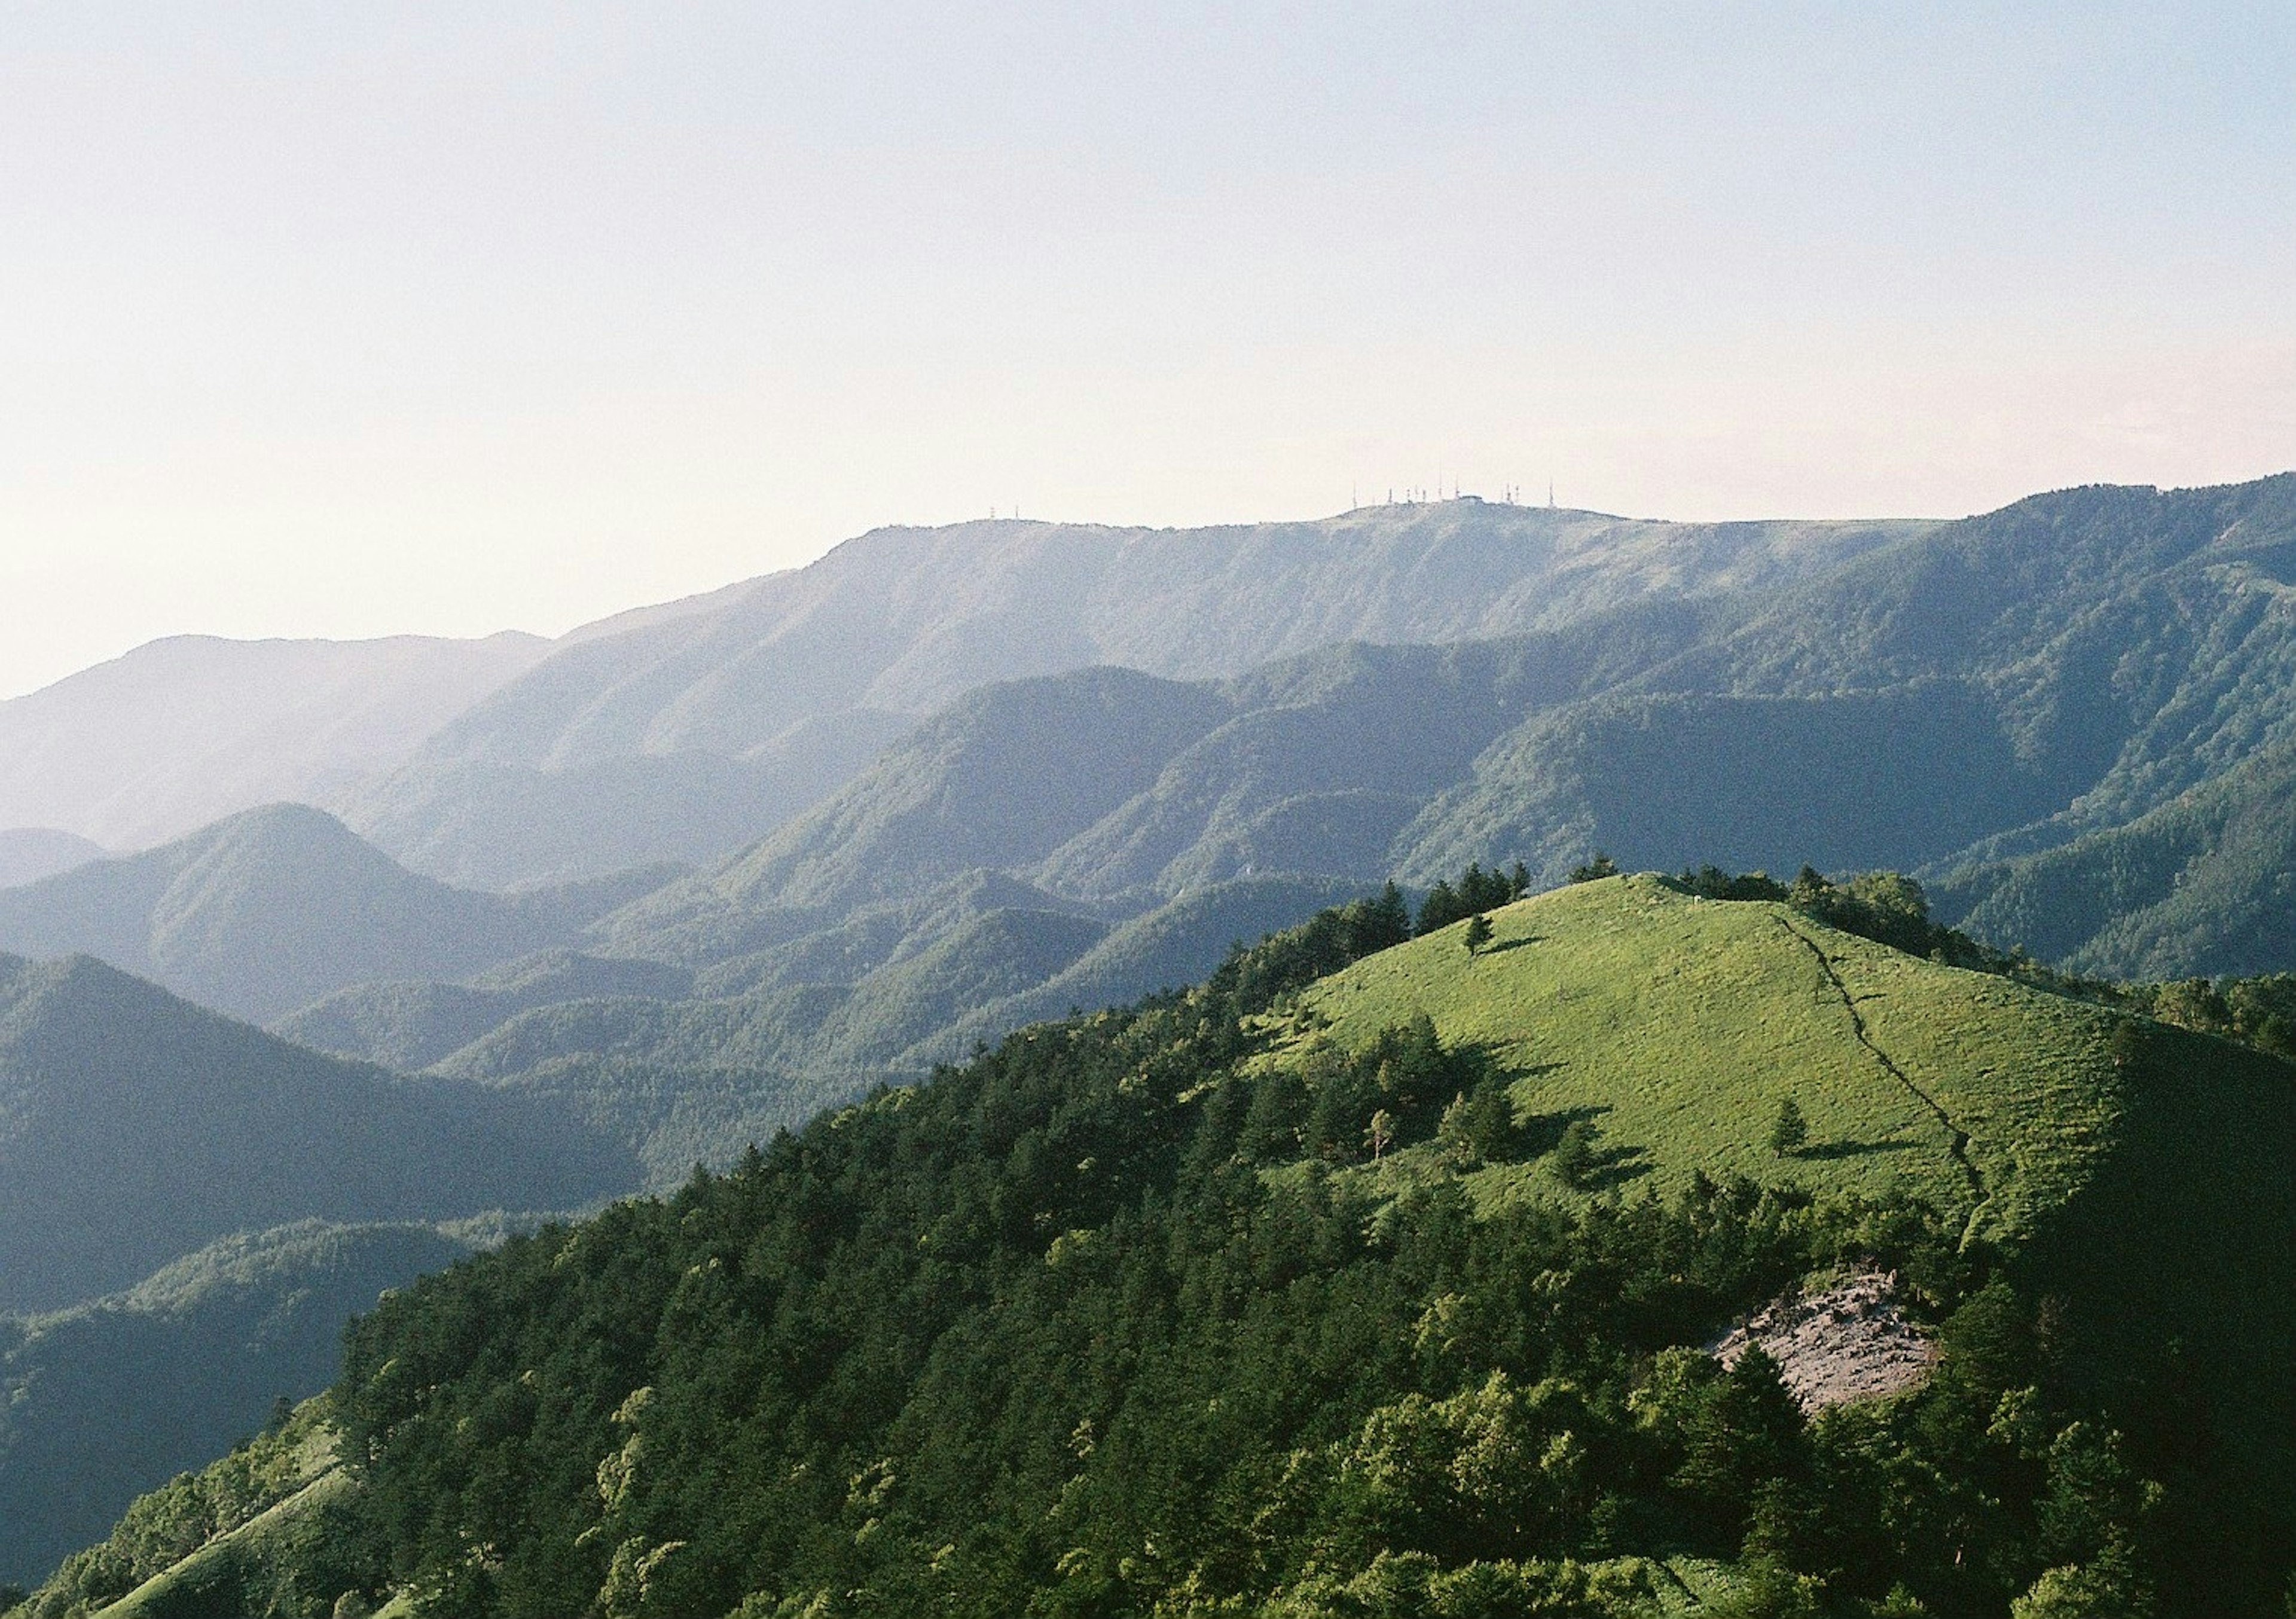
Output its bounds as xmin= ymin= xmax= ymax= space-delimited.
xmin=16 ymin=873 xmax=2296 ymax=1618
xmin=1284 ymin=874 xmax=2123 ymax=1242
xmin=1290 ymin=876 xmax=2296 ymax=1484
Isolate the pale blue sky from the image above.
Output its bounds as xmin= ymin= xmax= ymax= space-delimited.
xmin=2 ymin=2 xmax=2291 ymax=695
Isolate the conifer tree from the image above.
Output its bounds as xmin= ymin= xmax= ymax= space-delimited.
xmin=1769 ymin=1096 xmax=1808 ymax=1158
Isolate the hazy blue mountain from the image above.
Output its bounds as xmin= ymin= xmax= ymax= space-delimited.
xmin=274 ymin=950 xmax=694 ymax=1071
xmin=0 ymin=631 xmax=549 ymax=852
xmin=345 ymin=714 xmax=912 ymax=890
xmin=1935 ymin=731 xmax=2296 ymax=978
xmin=0 ymin=1219 xmax=487 ymax=1587
xmin=593 ymin=668 xmax=1235 ymax=961
xmin=1635 ymin=476 xmax=2296 ymax=858
xmin=0 ymin=829 xmax=105 ymax=891
xmin=347 ymin=502 xmax=1920 ymax=885
xmin=0 ymin=804 xmax=680 ymax=1022
xmin=0 ymin=951 xmax=632 ymax=1313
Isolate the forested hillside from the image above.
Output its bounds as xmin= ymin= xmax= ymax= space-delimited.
xmin=24 ymin=875 xmax=2295 ymax=1618
xmin=0 ymin=952 xmax=630 ymax=1312
xmin=0 ymin=1221 xmax=487 ymax=1586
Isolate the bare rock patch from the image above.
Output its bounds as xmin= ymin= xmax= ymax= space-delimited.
xmin=1711 ymin=1270 xmax=1936 ymax=1411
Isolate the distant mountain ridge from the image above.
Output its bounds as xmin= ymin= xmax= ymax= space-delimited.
xmin=344 ymin=502 xmax=1923 ymax=885
xmin=0 ymin=804 xmax=677 ymax=1022
xmin=0 ymin=632 xmax=549 ymax=851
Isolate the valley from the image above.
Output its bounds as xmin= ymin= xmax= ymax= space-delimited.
xmin=6 ymin=479 xmax=2296 ymax=1613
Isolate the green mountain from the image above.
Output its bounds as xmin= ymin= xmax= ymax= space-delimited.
xmin=0 ymin=805 xmax=679 ymax=1022
xmin=0 ymin=1220 xmax=487 ymax=1587
xmin=0 ymin=951 xmax=633 ymax=1313
xmin=26 ymin=876 xmax=2294 ymax=1615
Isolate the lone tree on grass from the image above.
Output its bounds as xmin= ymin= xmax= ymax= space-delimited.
xmin=1550 ymin=1118 xmax=1598 ymax=1188
xmin=1463 ymin=914 xmax=1494 ymax=956
xmin=1769 ymin=1096 xmax=1808 ymax=1158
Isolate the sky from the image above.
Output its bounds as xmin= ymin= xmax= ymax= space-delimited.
xmin=2 ymin=2 xmax=2292 ymax=698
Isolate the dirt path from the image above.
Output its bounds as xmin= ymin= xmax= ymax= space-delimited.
xmin=1773 ymin=916 xmax=1990 ymax=1248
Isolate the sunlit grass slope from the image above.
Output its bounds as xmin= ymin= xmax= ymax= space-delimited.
xmin=1282 ymin=873 xmax=2126 ymax=1248
xmin=1284 ymin=872 xmax=2296 ymax=1496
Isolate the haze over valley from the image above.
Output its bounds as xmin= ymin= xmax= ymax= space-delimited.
xmin=9 ymin=476 xmax=2296 ymax=1605
xmin=5 ymin=8 xmax=2292 ymax=1614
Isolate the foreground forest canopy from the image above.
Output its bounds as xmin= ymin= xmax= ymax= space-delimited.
xmin=18 ymin=869 xmax=2296 ymax=1619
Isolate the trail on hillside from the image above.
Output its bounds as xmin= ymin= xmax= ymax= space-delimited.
xmin=1774 ymin=917 xmax=1991 ymax=1248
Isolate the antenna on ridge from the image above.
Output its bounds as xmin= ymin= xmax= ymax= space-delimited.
xmin=1547 ymin=481 xmax=1555 ymax=509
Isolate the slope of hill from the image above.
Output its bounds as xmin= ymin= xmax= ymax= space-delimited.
xmin=1934 ymin=731 xmax=2296 ymax=978
xmin=347 ymin=502 xmax=1918 ymax=885
xmin=28 ymin=876 xmax=2291 ymax=1616
xmin=0 ymin=632 xmax=549 ymax=852
xmin=0 ymin=951 xmax=632 ymax=1313
xmin=0 ymin=1220 xmax=486 ymax=1587
xmin=0 ymin=805 xmax=679 ymax=1022
xmin=1287 ymin=876 xmax=2123 ymax=1244
xmin=0 ymin=830 xmax=105 ymax=891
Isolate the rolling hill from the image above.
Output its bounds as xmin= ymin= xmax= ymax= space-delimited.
xmin=26 ymin=873 xmax=2295 ymax=1615
xmin=0 ymin=951 xmax=633 ymax=1313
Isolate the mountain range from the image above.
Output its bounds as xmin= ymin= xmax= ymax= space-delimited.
xmin=8 ymin=474 xmax=2296 ymax=1598
xmin=5 ymin=480 xmax=2295 ymax=1178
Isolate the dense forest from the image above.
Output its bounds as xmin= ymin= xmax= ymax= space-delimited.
xmin=16 ymin=869 xmax=2289 ymax=1619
